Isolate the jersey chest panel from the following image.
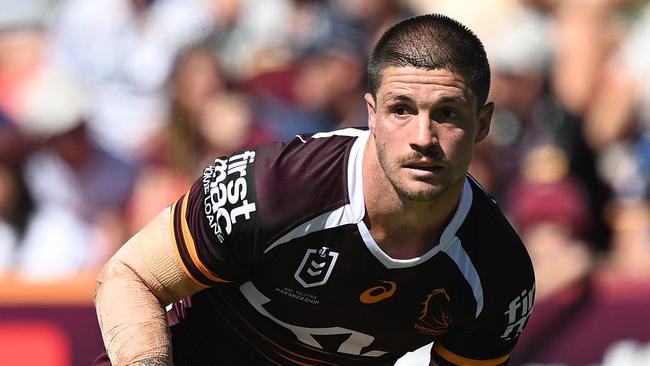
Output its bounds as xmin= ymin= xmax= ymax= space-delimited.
xmin=226 ymin=224 xmax=471 ymax=357
xmin=171 ymin=130 xmax=535 ymax=364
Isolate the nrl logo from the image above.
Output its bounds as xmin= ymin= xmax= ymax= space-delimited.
xmin=294 ymin=247 xmax=339 ymax=288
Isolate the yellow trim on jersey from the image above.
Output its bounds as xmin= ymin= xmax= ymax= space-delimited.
xmin=433 ymin=343 xmax=509 ymax=366
xmin=179 ymin=191 xmax=230 ymax=284
xmin=170 ymin=192 xmax=230 ymax=286
xmin=169 ymin=200 xmax=204 ymax=287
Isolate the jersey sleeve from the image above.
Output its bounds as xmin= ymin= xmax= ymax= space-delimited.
xmin=431 ymin=280 xmax=535 ymax=366
xmin=168 ymin=131 xmax=359 ymax=288
xmin=431 ymin=194 xmax=535 ymax=366
xmin=170 ymin=149 xmax=261 ymax=287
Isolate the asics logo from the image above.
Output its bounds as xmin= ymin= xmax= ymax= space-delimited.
xmin=360 ymin=281 xmax=397 ymax=304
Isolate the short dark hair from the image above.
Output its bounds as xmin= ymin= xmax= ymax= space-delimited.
xmin=367 ymin=14 xmax=491 ymax=107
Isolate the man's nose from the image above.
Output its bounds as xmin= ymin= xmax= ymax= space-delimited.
xmin=408 ymin=115 xmax=437 ymax=153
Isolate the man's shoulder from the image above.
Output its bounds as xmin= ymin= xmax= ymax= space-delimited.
xmin=458 ymin=175 xmax=535 ymax=316
xmin=462 ymin=176 xmax=525 ymax=248
xmin=176 ymin=128 xmax=369 ymax=282
xmin=254 ymin=127 xmax=367 ymax=178
xmin=249 ymin=128 xmax=368 ymax=243
xmin=255 ymin=127 xmax=365 ymax=188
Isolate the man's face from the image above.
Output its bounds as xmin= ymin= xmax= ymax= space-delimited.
xmin=366 ymin=66 xmax=493 ymax=201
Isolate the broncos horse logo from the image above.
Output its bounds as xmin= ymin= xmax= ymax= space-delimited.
xmin=415 ymin=288 xmax=452 ymax=336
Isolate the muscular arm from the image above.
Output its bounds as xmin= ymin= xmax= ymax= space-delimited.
xmin=94 ymin=207 xmax=206 ymax=366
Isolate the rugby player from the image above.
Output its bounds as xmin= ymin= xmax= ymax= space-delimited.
xmin=94 ymin=13 xmax=535 ymax=366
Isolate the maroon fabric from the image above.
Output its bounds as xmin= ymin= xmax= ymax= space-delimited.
xmin=92 ymin=353 xmax=111 ymax=366
xmin=168 ymin=130 xmax=535 ymax=364
xmin=511 ymin=279 xmax=650 ymax=366
xmin=506 ymin=176 xmax=590 ymax=235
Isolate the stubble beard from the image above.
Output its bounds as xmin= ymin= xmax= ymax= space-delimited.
xmin=376 ymin=142 xmax=451 ymax=202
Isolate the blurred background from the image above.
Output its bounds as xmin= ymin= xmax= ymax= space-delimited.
xmin=1 ymin=0 xmax=649 ymax=365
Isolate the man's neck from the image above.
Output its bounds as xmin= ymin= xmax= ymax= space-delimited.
xmin=362 ymin=139 xmax=463 ymax=259
xmin=362 ymin=191 xmax=462 ymax=259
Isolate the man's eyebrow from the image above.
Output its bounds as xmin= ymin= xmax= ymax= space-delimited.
xmin=382 ymin=93 xmax=469 ymax=105
xmin=436 ymin=95 xmax=469 ymax=105
xmin=381 ymin=93 xmax=414 ymax=103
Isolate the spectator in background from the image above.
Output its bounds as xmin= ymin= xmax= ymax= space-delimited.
xmin=505 ymin=144 xmax=593 ymax=301
xmin=523 ymin=0 xmax=646 ymax=253
xmin=212 ymin=0 xmax=406 ymax=82
xmin=208 ymin=0 xmax=291 ymax=80
xmin=242 ymin=21 xmax=368 ymax=138
xmin=545 ymin=0 xmax=627 ymax=117
xmin=0 ymin=111 xmax=34 ymax=275
xmin=471 ymin=4 xmax=555 ymax=199
xmin=582 ymin=1 xmax=650 ymax=281
xmin=140 ymin=43 xmax=229 ymax=177
xmin=0 ymin=0 xmax=49 ymax=124
xmin=196 ymin=92 xmax=276 ymax=159
xmin=506 ymin=4 xmax=650 ymax=364
xmin=13 ymin=68 xmax=135 ymax=280
xmin=505 ymin=98 xmax=650 ymax=366
xmin=601 ymin=200 xmax=650 ymax=280
xmin=471 ymin=1 xmax=613 ymax=251
xmin=127 ymin=43 xmax=275 ymax=235
xmin=0 ymin=162 xmax=34 ymax=274
xmin=330 ymin=0 xmax=409 ymax=48
xmin=211 ymin=0 xmax=402 ymax=139
xmin=0 ymin=0 xmax=49 ymax=275
xmin=46 ymin=0 xmax=219 ymax=161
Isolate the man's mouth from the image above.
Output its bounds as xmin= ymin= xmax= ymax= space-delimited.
xmin=403 ymin=162 xmax=445 ymax=173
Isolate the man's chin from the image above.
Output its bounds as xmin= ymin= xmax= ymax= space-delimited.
xmin=397 ymin=184 xmax=446 ymax=202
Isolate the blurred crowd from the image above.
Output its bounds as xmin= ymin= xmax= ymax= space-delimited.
xmin=1 ymin=0 xmax=650 ymax=363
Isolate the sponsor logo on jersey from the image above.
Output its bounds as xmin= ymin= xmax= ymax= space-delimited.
xmin=500 ymin=284 xmax=535 ymax=340
xmin=294 ymin=246 xmax=339 ymax=288
xmin=360 ymin=281 xmax=397 ymax=304
xmin=202 ymin=151 xmax=257 ymax=243
xmin=414 ymin=288 xmax=451 ymax=336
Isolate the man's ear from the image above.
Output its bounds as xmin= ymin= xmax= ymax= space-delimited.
xmin=365 ymin=93 xmax=377 ymax=132
xmin=475 ymin=102 xmax=494 ymax=143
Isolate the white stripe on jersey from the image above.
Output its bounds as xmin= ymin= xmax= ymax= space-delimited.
xmin=346 ymin=129 xmax=367 ymax=224
xmin=310 ymin=128 xmax=368 ymax=139
xmin=357 ymin=179 xmax=484 ymax=318
xmin=265 ymin=130 xmax=368 ymax=253
xmin=239 ymin=281 xmax=388 ymax=357
xmin=442 ymin=237 xmax=485 ymax=318
xmin=264 ymin=205 xmax=354 ymax=253
xmin=269 ymin=129 xmax=486 ymax=318
xmin=357 ymin=179 xmax=473 ymax=269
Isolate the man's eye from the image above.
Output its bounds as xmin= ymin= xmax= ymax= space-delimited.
xmin=393 ymin=107 xmax=410 ymax=116
xmin=441 ymin=109 xmax=459 ymax=119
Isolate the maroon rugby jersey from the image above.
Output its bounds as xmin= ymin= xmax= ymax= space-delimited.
xmin=168 ymin=128 xmax=535 ymax=365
